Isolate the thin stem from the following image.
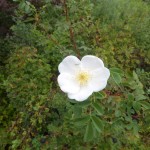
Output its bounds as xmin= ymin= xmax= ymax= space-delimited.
xmin=63 ymin=0 xmax=80 ymax=59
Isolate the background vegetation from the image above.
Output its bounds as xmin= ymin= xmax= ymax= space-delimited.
xmin=0 ymin=0 xmax=150 ymax=149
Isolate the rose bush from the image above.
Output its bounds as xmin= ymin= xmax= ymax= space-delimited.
xmin=0 ymin=0 xmax=149 ymax=149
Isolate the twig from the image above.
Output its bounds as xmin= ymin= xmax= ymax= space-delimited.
xmin=63 ymin=0 xmax=80 ymax=58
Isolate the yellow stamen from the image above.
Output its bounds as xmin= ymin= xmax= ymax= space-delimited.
xmin=76 ymin=71 xmax=90 ymax=86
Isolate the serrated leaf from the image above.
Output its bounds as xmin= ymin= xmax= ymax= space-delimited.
xmin=68 ymin=99 xmax=78 ymax=104
xmin=95 ymin=91 xmax=106 ymax=99
xmin=92 ymin=123 xmax=99 ymax=138
xmin=111 ymin=72 xmax=122 ymax=85
xmin=73 ymin=106 xmax=82 ymax=117
xmin=84 ymin=121 xmax=94 ymax=142
xmin=126 ymin=123 xmax=133 ymax=130
xmin=133 ymin=101 xmax=141 ymax=112
xmin=110 ymin=67 xmax=123 ymax=75
xmin=128 ymin=93 xmax=134 ymax=101
xmin=115 ymin=110 xmax=121 ymax=117
xmin=136 ymin=95 xmax=147 ymax=101
xmin=74 ymin=116 xmax=90 ymax=127
xmin=78 ymin=100 xmax=90 ymax=107
xmin=92 ymin=102 xmax=104 ymax=115
xmin=138 ymin=101 xmax=150 ymax=110
xmin=91 ymin=116 xmax=103 ymax=133
xmin=133 ymin=71 xmax=139 ymax=81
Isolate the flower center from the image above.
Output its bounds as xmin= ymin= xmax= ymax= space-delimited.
xmin=76 ymin=71 xmax=90 ymax=86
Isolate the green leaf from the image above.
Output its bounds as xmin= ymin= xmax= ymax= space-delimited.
xmin=138 ymin=101 xmax=150 ymax=110
xmin=12 ymin=139 xmax=21 ymax=149
xmin=115 ymin=110 xmax=121 ymax=117
xmin=95 ymin=91 xmax=106 ymax=99
xmin=25 ymin=4 xmax=30 ymax=13
xmin=136 ymin=95 xmax=147 ymax=101
xmin=128 ymin=93 xmax=134 ymax=101
xmin=68 ymin=99 xmax=78 ymax=104
xmin=110 ymin=67 xmax=123 ymax=75
xmin=19 ymin=2 xmax=26 ymax=9
xmin=111 ymin=72 xmax=122 ymax=85
xmin=92 ymin=102 xmax=104 ymax=115
xmin=74 ymin=116 xmax=90 ymax=127
xmin=126 ymin=123 xmax=133 ymax=130
xmin=84 ymin=121 xmax=94 ymax=142
xmin=133 ymin=71 xmax=139 ymax=81
xmin=110 ymin=67 xmax=123 ymax=85
xmin=73 ymin=106 xmax=82 ymax=116
xmin=91 ymin=116 xmax=103 ymax=133
xmin=93 ymin=123 xmax=99 ymax=138
xmin=76 ymin=100 xmax=91 ymax=108
xmin=133 ymin=101 xmax=141 ymax=112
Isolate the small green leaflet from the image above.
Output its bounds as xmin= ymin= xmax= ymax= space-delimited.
xmin=84 ymin=121 xmax=94 ymax=142
xmin=74 ymin=116 xmax=90 ymax=127
xmin=138 ymin=101 xmax=150 ymax=110
xmin=110 ymin=68 xmax=124 ymax=75
xmin=133 ymin=101 xmax=141 ymax=112
xmin=91 ymin=116 xmax=103 ymax=133
xmin=94 ymin=91 xmax=106 ymax=100
xmin=111 ymin=72 xmax=122 ymax=84
xmin=110 ymin=67 xmax=123 ymax=85
xmin=115 ymin=110 xmax=121 ymax=117
xmin=92 ymin=102 xmax=104 ymax=115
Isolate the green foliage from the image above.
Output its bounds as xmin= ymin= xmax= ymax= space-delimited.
xmin=5 ymin=47 xmax=51 ymax=108
xmin=0 ymin=0 xmax=150 ymax=149
xmin=93 ymin=0 xmax=150 ymax=70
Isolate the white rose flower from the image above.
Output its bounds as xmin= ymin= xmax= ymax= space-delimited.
xmin=57 ymin=55 xmax=110 ymax=101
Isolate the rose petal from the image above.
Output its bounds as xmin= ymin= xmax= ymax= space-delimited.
xmin=58 ymin=73 xmax=80 ymax=94
xmin=58 ymin=56 xmax=81 ymax=74
xmin=81 ymin=55 xmax=104 ymax=71
xmin=92 ymin=67 xmax=110 ymax=80
xmin=89 ymin=68 xmax=110 ymax=92
xmin=68 ymin=86 xmax=93 ymax=101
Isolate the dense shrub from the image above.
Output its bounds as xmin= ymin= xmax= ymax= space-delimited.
xmin=0 ymin=0 xmax=150 ymax=149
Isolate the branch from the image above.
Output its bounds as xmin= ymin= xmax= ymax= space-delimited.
xmin=63 ymin=0 xmax=80 ymax=58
